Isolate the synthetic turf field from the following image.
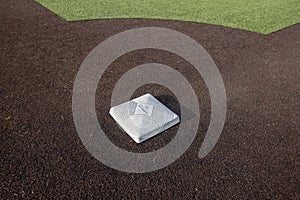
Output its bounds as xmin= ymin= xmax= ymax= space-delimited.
xmin=35 ymin=0 xmax=300 ymax=34
xmin=1 ymin=0 xmax=299 ymax=199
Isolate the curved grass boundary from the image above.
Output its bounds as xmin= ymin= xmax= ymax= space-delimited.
xmin=35 ymin=0 xmax=300 ymax=34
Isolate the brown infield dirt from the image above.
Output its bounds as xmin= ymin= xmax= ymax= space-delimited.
xmin=1 ymin=0 xmax=299 ymax=199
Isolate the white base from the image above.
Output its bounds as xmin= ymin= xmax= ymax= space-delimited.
xmin=109 ymin=94 xmax=180 ymax=143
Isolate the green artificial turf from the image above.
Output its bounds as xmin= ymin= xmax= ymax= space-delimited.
xmin=35 ymin=0 xmax=300 ymax=34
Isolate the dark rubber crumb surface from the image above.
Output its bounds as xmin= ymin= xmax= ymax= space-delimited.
xmin=0 ymin=0 xmax=299 ymax=199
